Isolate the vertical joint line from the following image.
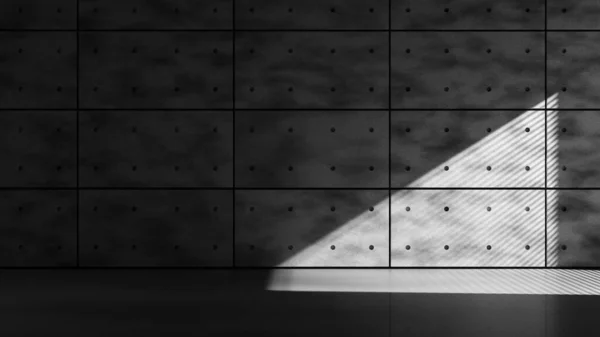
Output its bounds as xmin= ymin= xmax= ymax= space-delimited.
xmin=232 ymin=1 xmax=236 ymax=268
xmin=544 ymin=0 xmax=548 ymax=268
xmin=76 ymin=0 xmax=80 ymax=268
xmin=388 ymin=0 xmax=392 ymax=268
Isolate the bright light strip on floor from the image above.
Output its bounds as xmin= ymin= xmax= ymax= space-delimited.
xmin=268 ymin=269 xmax=600 ymax=295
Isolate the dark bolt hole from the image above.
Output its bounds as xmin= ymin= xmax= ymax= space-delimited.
xmin=561 ymin=244 xmax=567 ymax=251
xmin=526 ymin=166 xmax=531 ymax=171
xmin=174 ymin=245 xmax=179 ymax=250
xmin=288 ymin=166 xmax=293 ymax=171
xmin=487 ymin=87 xmax=492 ymax=92
xmin=444 ymin=127 xmax=449 ymax=132
xmin=406 ymin=166 xmax=411 ymax=171
xmin=525 ymin=207 xmax=530 ymax=211
xmin=487 ymin=166 xmax=492 ymax=171
xmin=369 ymin=207 xmax=374 ymax=211
xmin=213 ymin=245 xmax=218 ymax=250
xmin=330 ymin=166 xmax=336 ymax=171
xmin=369 ymin=166 xmax=375 ymax=171
xmin=487 ymin=245 xmax=492 ymax=250
xmin=562 ymin=206 xmax=567 ymax=212
xmin=525 ymin=127 xmax=530 ymax=132
xmin=525 ymin=245 xmax=531 ymax=250
xmin=562 ymin=166 xmax=567 ymax=171
xmin=406 ymin=206 xmax=411 ymax=212
xmin=487 ymin=206 xmax=492 ymax=211
xmin=444 ymin=166 xmax=449 ymax=171
xmin=330 ymin=127 xmax=336 ymax=132
xmin=131 ymin=245 xmax=137 ymax=250
xmin=331 ymin=206 xmax=336 ymax=212
xmin=406 ymin=245 xmax=411 ymax=250
xmin=250 ymin=245 xmax=255 ymax=250
xmin=444 ymin=206 xmax=449 ymax=212
xmin=330 ymin=245 xmax=336 ymax=250
xmin=213 ymin=206 xmax=219 ymax=212
xmin=562 ymin=128 xmax=567 ymax=132
xmin=288 ymin=245 xmax=294 ymax=250
xmin=94 ymin=245 xmax=99 ymax=250
xmin=487 ymin=128 xmax=492 ymax=132
xmin=444 ymin=245 xmax=450 ymax=250
xmin=288 ymin=207 xmax=293 ymax=212
xmin=369 ymin=245 xmax=375 ymax=250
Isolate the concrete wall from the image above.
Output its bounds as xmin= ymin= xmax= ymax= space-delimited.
xmin=0 ymin=0 xmax=597 ymax=267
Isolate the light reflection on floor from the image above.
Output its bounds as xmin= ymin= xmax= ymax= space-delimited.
xmin=268 ymin=268 xmax=600 ymax=295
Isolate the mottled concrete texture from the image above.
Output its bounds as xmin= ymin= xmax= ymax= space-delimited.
xmin=0 ymin=0 xmax=600 ymax=267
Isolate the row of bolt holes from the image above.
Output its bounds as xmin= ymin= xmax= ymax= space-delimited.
xmin=11 ymin=48 xmax=578 ymax=56
xmin=247 ymin=7 xmax=540 ymax=14
xmin=11 ymin=8 xmax=222 ymax=14
xmin=15 ymin=205 xmax=573 ymax=213
xmin=13 ymin=164 xmax=570 ymax=173
xmin=89 ymin=126 xmax=569 ymax=134
xmin=79 ymin=86 xmax=568 ymax=94
xmin=15 ymin=7 xmax=579 ymax=15
xmin=407 ymin=165 xmax=568 ymax=172
xmin=13 ymin=244 xmax=571 ymax=251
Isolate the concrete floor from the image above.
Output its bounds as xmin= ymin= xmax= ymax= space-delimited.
xmin=0 ymin=269 xmax=598 ymax=337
